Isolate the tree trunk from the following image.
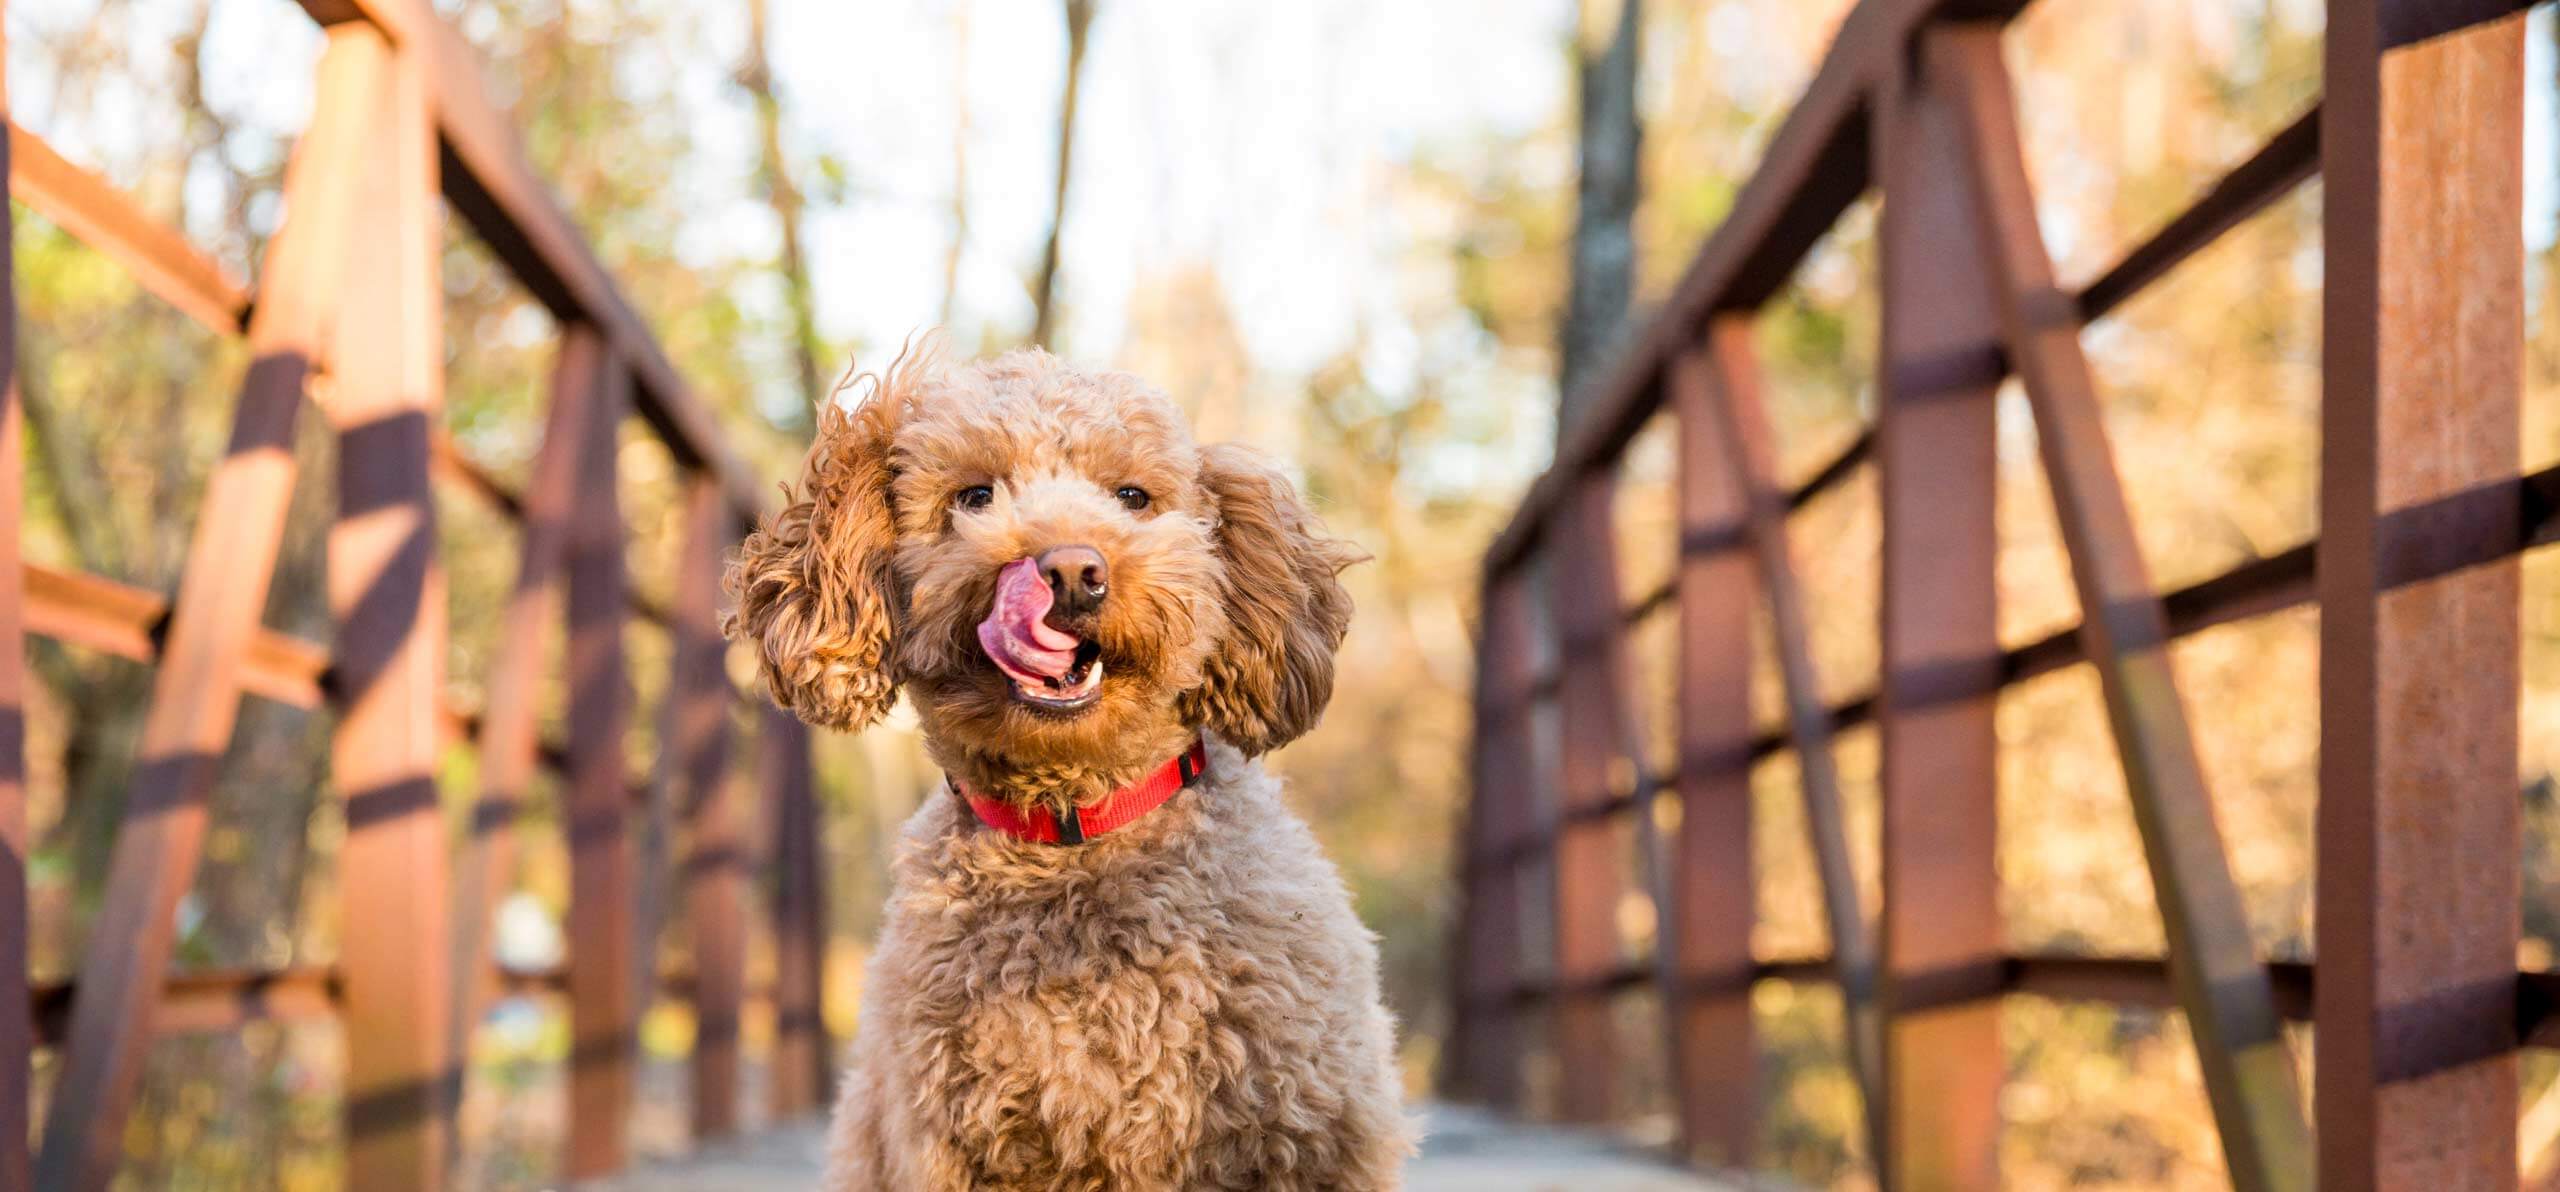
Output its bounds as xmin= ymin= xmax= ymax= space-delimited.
xmin=1029 ymin=0 xmax=1096 ymax=349
xmin=942 ymin=1 xmax=973 ymax=332
xmin=1558 ymin=0 xmax=1642 ymax=427
xmin=743 ymin=0 xmax=825 ymax=426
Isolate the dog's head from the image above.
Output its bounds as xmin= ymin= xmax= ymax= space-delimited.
xmin=724 ymin=348 xmax=1359 ymax=793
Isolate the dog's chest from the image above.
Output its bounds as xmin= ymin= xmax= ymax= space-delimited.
xmin=899 ymin=836 xmax=1347 ymax=1184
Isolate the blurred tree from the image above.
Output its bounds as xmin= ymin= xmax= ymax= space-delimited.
xmin=1561 ymin=0 xmax=1642 ymax=415
xmin=739 ymin=0 xmax=824 ymax=431
xmin=942 ymin=0 xmax=973 ymax=332
xmin=1029 ymin=0 xmax=1095 ymax=349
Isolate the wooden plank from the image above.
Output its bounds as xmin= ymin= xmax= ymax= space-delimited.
xmin=2316 ymin=4 xmax=2525 ymax=1188
xmin=0 ymin=21 xmax=28 ymax=1183
xmin=564 ymin=350 xmax=636 ymax=1179
xmin=5 ymin=122 xmax=251 ymax=336
xmin=670 ymin=480 xmax=746 ymax=1141
xmin=1932 ymin=25 xmax=2311 ymax=1192
xmin=1872 ymin=48 xmax=2003 ymax=1191
xmin=763 ymin=708 xmax=830 ymax=1117
xmin=1695 ymin=318 xmax=1885 ymax=1166
xmin=326 ymin=27 xmax=449 ymax=1187
xmin=1545 ymin=477 xmax=1630 ymax=1123
xmin=1664 ymin=347 xmax=1755 ymax=1167
xmin=447 ymin=325 xmax=608 ymax=1089
xmin=32 ymin=31 xmax=380 ymax=1188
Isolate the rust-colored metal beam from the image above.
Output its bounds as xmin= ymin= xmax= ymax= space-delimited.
xmin=1495 ymin=19 xmax=2313 ymax=592
xmin=448 ymin=325 xmax=609 ymax=1085
xmin=428 ymin=429 xmax=674 ymax=629
xmin=1489 ymin=952 xmax=2330 ymax=1024
xmin=2317 ymin=4 xmax=2525 ymax=1188
xmin=326 ymin=28 xmax=451 ymax=1186
xmin=1442 ymin=573 xmax=1536 ymax=1111
xmin=23 ymin=963 xmax=799 ymax=1047
xmin=670 ymin=481 xmax=746 ymax=1141
xmin=1480 ymin=0 xmax=2035 ymax=579
xmin=764 ymin=708 xmax=831 ymax=1118
xmin=1664 ymin=347 xmax=1756 ymax=1168
xmin=428 ymin=429 xmax=523 ymax=520
xmin=290 ymin=0 xmax=767 ymax=522
xmin=30 ymin=968 xmax=340 ymax=1047
xmin=1873 ymin=47 xmax=2003 ymax=1192
xmin=25 ymin=563 xmax=330 ymax=709
xmin=1694 ymin=317 xmax=1885 ymax=1166
xmin=15 ymin=566 xmax=582 ymax=789
xmin=1935 ymin=25 xmax=2310 ymax=1191
xmin=563 ymin=348 xmax=637 ymax=1179
xmin=1573 ymin=425 xmax=1872 ymax=646
xmin=5 ymin=122 xmax=251 ymax=336
xmin=2076 ymin=105 xmax=2320 ymax=323
xmin=1545 ymin=474 xmax=1634 ymax=1124
xmin=1492 ymin=458 xmax=2551 ymax=858
xmin=33 ymin=31 xmax=379 ymax=1188
xmin=1593 ymin=103 xmax=2315 ymax=655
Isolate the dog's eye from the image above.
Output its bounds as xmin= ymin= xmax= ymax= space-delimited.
xmin=1114 ymin=486 xmax=1150 ymax=511
xmin=954 ymin=485 xmax=994 ymax=511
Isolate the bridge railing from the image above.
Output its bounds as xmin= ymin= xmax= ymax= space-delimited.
xmin=0 ymin=1 xmax=835 ymax=1187
xmin=1443 ymin=2 xmax=2550 ymax=1188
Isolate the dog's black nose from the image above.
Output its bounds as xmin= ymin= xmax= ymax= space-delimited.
xmin=1037 ymin=545 xmax=1109 ymax=618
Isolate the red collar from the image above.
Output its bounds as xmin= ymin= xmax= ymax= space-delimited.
xmin=956 ymin=741 xmax=1209 ymax=844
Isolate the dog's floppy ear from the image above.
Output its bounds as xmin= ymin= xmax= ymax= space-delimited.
xmin=1183 ymin=444 xmax=1363 ymax=755
xmin=723 ymin=389 xmax=904 ymax=731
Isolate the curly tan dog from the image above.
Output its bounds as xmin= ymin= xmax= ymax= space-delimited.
xmin=725 ymin=347 xmax=1412 ymax=1190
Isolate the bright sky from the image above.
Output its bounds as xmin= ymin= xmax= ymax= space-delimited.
xmin=6 ymin=0 xmax=1575 ymax=372
xmin=753 ymin=0 xmax=1571 ymax=374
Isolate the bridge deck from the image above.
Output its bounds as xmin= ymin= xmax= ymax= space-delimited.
xmin=595 ymin=1104 xmax=1750 ymax=1191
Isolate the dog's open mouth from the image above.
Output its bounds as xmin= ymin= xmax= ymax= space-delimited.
xmin=1014 ymin=640 xmax=1103 ymax=711
xmin=977 ymin=558 xmax=1105 ymax=714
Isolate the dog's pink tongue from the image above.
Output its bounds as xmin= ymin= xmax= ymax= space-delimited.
xmin=978 ymin=558 xmax=1081 ymax=682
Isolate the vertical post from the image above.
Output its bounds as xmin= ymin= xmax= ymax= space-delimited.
xmin=1546 ymin=481 xmax=1629 ymax=1123
xmin=35 ymin=33 xmax=376 ymax=1189
xmin=448 ymin=325 xmax=609 ymax=1091
xmin=1873 ymin=49 xmax=2003 ymax=1192
xmin=765 ymin=708 xmax=830 ymax=1117
xmin=327 ymin=23 xmax=449 ymax=1189
xmin=1450 ymin=573 xmax=1534 ymax=1111
xmin=1935 ymin=27 xmax=2312 ymax=1191
xmin=1697 ymin=319 xmax=1885 ymax=1165
xmin=563 ymin=346 xmax=635 ymax=1179
xmin=2318 ymin=5 xmax=2524 ymax=1189
xmin=1666 ymin=347 xmax=1756 ymax=1168
xmin=0 ymin=15 xmax=30 ymax=1186
xmin=671 ymin=480 xmax=745 ymax=1140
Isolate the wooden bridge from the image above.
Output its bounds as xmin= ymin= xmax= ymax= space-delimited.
xmin=0 ymin=0 xmax=2548 ymax=1188
xmin=1443 ymin=0 xmax=2552 ymax=1189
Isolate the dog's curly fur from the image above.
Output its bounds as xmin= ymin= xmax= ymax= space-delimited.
xmin=724 ymin=346 xmax=1411 ymax=1190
